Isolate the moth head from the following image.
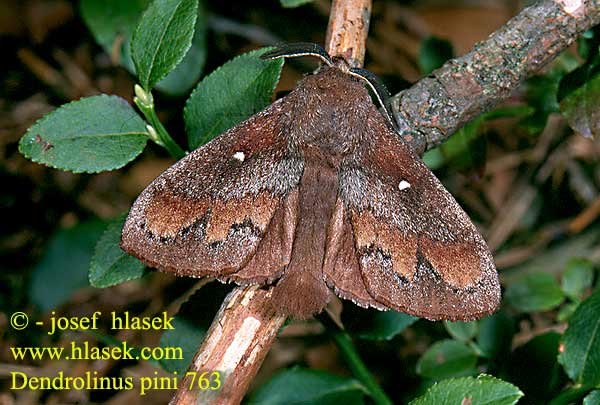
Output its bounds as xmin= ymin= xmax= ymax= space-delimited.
xmin=261 ymin=43 xmax=397 ymax=130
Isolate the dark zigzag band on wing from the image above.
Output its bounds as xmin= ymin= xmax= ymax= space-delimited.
xmin=121 ymin=98 xmax=303 ymax=281
xmin=332 ymin=104 xmax=500 ymax=320
xmin=357 ymin=245 xmax=499 ymax=321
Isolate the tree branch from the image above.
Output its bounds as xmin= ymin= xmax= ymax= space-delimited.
xmin=394 ymin=0 xmax=600 ymax=155
xmin=169 ymin=286 xmax=285 ymax=405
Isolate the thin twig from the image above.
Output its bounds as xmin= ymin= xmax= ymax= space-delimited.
xmin=134 ymin=85 xmax=186 ymax=159
xmin=325 ymin=0 xmax=372 ymax=66
xmin=393 ymin=0 xmax=600 ymax=155
xmin=569 ymin=194 xmax=600 ymax=234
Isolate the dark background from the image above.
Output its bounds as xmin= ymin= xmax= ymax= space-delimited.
xmin=2 ymin=1 xmax=600 ymax=404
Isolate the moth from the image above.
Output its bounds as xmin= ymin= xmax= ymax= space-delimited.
xmin=121 ymin=43 xmax=500 ymax=320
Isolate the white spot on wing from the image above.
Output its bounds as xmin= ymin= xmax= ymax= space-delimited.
xmin=398 ymin=180 xmax=411 ymax=190
xmin=233 ymin=151 xmax=245 ymax=162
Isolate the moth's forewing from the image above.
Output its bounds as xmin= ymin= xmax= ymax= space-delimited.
xmin=121 ymin=99 xmax=302 ymax=280
xmin=334 ymin=107 xmax=500 ymax=321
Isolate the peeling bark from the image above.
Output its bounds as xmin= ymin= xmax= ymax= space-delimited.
xmin=169 ymin=286 xmax=285 ymax=405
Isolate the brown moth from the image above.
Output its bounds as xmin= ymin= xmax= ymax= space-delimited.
xmin=121 ymin=43 xmax=500 ymax=321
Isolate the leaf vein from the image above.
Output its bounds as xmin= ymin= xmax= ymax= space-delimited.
xmin=579 ymin=315 xmax=600 ymax=382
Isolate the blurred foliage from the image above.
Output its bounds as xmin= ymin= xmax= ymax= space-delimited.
xmin=29 ymin=219 xmax=107 ymax=311
xmin=3 ymin=0 xmax=600 ymax=404
xmin=250 ymin=367 xmax=367 ymax=404
xmin=418 ymin=36 xmax=453 ymax=75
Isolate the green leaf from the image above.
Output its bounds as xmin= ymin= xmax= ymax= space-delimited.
xmin=549 ymin=387 xmax=594 ymax=405
xmin=476 ymin=311 xmax=515 ymax=360
xmin=80 ymin=0 xmax=206 ymax=96
xmin=505 ymin=272 xmax=565 ymax=312
xmin=184 ymin=48 xmax=284 ymax=149
xmin=425 ymin=118 xmax=483 ymax=171
xmin=19 ymin=95 xmax=148 ymax=173
xmin=29 ymin=219 xmax=107 ymax=311
xmin=560 ymin=70 xmax=600 ymax=139
xmin=441 ymin=117 xmax=486 ymax=168
xmin=584 ymin=390 xmax=600 ymax=405
xmin=250 ymin=367 xmax=366 ymax=405
xmin=557 ymin=301 xmax=580 ymax=322
xmin=155 ymin=3 xmax=207 ymax=96
xmin=508 ymin=332 xmax=564 ymax=402
xmin=416 ymin=339 xmax=478 ymax=380
xmin=418 ymin=37 xmax=453 ymax=75
xmin=444 ymin=321 xmax=478 ymax=342
xmin=557 ymin=52 xmax=600 ymax=103
xmin=409 ymin=374 xmax=523 ymax=405
xmin=131 ymin=0 xmax=199 ymax=90
xmin=562 ymin=258 xmax=595 ymax=300
xmin=280 ymin=0 xmax=314 ymax=7
xmin=158 ymin=282 xmax=233 ymax=374
xmin=423 ymin=147 xmax=445 ymax=170
xmin=80 ymin=0 xmax=149 ymax=73
xmin=342 ymin=305 xmax=418 ymax=340
xmin=522 ymin=74 xmax=562 ymax=133
xmin=558 ymin=289 xmax=600 ymax=386
xmin=89 ymin=214 xmax=145 ymax=288
xmin=576 ymin=27 xmax=599 ymax=61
